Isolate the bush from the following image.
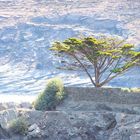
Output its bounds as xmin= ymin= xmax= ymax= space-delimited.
xmin=121 ymin=88 xmax=140 ymax=93
xmin=8 ymin=117 xmax=28 ymax=135
xmin=34 ymin=77 xmax=65 ymax=111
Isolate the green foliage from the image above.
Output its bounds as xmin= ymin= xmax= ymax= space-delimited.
xmin=121 ymin=88 xmax=140 ymax=93
xmin=34 ymin=77 xmax=65 ymax=111
xmin=8 ymin=117 xmax=28 ymax=135
xmin=50 ymin=35 xmax=140 ymax=87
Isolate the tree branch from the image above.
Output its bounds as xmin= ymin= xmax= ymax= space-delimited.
xmin=71 ymin=53 xmax=96 ymax=86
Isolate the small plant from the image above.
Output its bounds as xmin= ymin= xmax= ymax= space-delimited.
xmin=34 ymin=77 xmax=65 ymax=111
xmin=121 ymin=88 xmax=140 ymax=93
xmin=8 ymin=117 xmax=28 ymax=135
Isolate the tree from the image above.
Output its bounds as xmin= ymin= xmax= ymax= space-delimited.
xmin=50 ymin=36 xmax=140 ymax=87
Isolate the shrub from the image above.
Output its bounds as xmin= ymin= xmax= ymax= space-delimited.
xmin=34 ymin=77 xmax=65 ymax=111
xmin=8 ymin=117 xmax=28 ymax=135
xmin=121 ymin=88 xmax=140 ymax=93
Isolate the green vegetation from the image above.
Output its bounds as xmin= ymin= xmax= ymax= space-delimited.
xmin=34 ymin=77 xmax=65 ymax=111
xmin=121 ymin=88 xmax=140 ymax=93
xmin=51 ymin=35 xmax=140 ymax=87
xmin=8 ymin=117 xmax=28 ymax=135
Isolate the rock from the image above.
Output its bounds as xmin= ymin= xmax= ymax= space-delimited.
xmin=2 ymin=106 xmax=140 ymax=139
xmin=0 ymin=109 xmax=18 ymax=128
xmin=96 ymin=103 xmax=112 ymax=111
xmin=7 ymin=135 xmax=28 ymax=140
xmin=28 ymin=123 xmax=41 ymax=138
xmin=0 ymin=102 xmax=32 ymax=111
xmin=109 ymin=113 xmax=140 ymax=140
xmin=20 ymin=110 xmax=44 ymax=125
xmin=19 ymin=102 xmax=32 ymax=109
xmin=133 ymin=107 xmax=140 ymax=114
xmin=6 ymin=102 xmax=19 ymax=109
xmin=130 ymin=135 xmax=140 ymax=140
xmin=28 ymin=123 xmax=39 ymax=132
xmin=0 ymin=124 xmax=10 ymax=139
xmin=0 ymin=103 xmax=7 ymax=111
xmin=71 ymin=136 xmax=82 ymax=140
xmin=109 ymin=126 xmax=130 ymax=140
xmin=0 ymin=102 xmax=22 ymax=111
xmin=88 ymin=113 xmax=116 ymax=131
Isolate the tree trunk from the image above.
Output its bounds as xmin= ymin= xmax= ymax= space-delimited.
xmin=95 ymin=83 xmax=102 ymax=88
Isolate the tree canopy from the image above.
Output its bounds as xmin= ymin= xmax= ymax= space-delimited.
xmin=51 ymin=36 xmax=140 ymax=87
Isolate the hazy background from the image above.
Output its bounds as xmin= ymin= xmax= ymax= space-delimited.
xmin=0 ymin=0 xmax=140 ymax=96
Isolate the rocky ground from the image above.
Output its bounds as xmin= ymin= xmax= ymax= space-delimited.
xmin=1 ymin=102 xmax=140 ymax=140
xmin=1 ymin=88 xmax=140 ymax=140
xmin=0 ymin=0 xmax=140 ymax=99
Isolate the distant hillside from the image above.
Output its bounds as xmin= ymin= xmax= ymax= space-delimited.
xmin=0 ymin=0 xmax=140 ymax=95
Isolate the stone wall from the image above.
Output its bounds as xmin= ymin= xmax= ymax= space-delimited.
xmin=64 ymin=87 xmax=140 ymax=104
